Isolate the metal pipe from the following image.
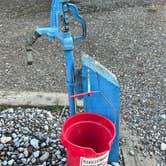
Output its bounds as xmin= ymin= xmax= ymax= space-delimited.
xmin=64 ymin=50 xmax=75 ymax=116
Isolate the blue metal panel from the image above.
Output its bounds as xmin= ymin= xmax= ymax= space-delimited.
xmin=82 ymin=54 xmax=120 ymax=163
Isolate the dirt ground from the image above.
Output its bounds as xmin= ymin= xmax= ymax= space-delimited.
xmin=0 ymin=0 xmax=165 ymax=92
xmin=0 ymin=0 xmax=166 ymax=165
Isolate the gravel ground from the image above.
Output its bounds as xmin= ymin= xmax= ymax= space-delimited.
xmin=0 ymin=108 xmax=120 ymax=166
xmin=0 ymin=0 xmax=166 ymax=165
xmin=0 ymin=108 xmax=68 ymax=166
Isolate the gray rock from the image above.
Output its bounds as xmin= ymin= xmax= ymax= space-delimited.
xmin=8 ymin=159 xmax=14 ymax=166
xmin=14 ymin=140 xmax=20 ymax=148
xmin=7 ymin=151 xmax=12 ymax=156
xmin=58 ymin=145 xmax=64 ymax=149
xmin=40 ymin=152 xmax=49 ymax=162
xmin=33 ymin=151 xmax=40 ymax=158
xmin=129 ymin=150 xmax=135 ymax=156
xmin=11 ymin=133 xmax=17 ymax=139
xmin=23 ymin=149 xmax=29 ymax=157
xmin=50 ymin=133 xmax=56 ymax=138
xmin=41 ymin=142 xmax=46 ymax=148
xmin=46 ymin=137 xmax=50 ymax=144
xmin=23 ymin=136 xmax=29 ymax=142
xmin=24 ymin=141 xmax=29 ymax=148
xmin=159 ymin=114 xmax=166 ymax=120
xmin=44 ymin=125 xmax=49 ymax=131
xmin=2 ymin=160 xmax=7 ymax=166
xmin=0 ymin=144 xmax=4 ymax=151
xmin=56 ymin=154 xmax=62 ymax=160
xmin=6 ymin=108 xmax=14 ymax=113
xmin=0 ymin=136 xmax=12 ymax=144
xmin=18 ymin=147 xmax=24 ymax=152
xmin=61 ymin=158 xmax=66 ymax=162
xmin=51 ymin=161 xmax=56 ymax=165
xmin=111 ymin=163 xmax=120 ymax=166
xmin=55 ymin=150 xmax=61 ymax=155
xmin=8 ymin=147 xmax=14 ymax=152
xmin=30 ymin=139 xmax=39 ymax=149
xmin=22 ymin=127 xmax=31 ymax=134
xmin=160 ymin=143 xmax=166 ymax=151
xmin=21 ymin=158 xmax=27 ymax=165
xmin=31 ymin=157 xmax=37 ymax=164
xmin=42 ymin=161 xmax=47 ymax=166
xmin=0 ymin=114 xmax=7 ymax=118
xmin=11 ymin=154 xmax=17 ymax=159
xmin=19 ymin=153 xmax=24 ymax=159
xmin=15 ymin=124 xmax=21 ymax=129
xmin=26 ymin=158 xmax=31 ymax=165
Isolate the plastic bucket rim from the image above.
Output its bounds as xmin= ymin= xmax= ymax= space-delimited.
xmin=62 ymin=112 xmax=116 ymax=133
xmin=62 ymin=121 xmax=115 ymax=153
xmin=61 ymin=112 xmax=116 ymax=155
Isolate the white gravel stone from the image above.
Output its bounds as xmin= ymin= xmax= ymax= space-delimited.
xmin=18 ymin=147 xmax=24 ymax=152
xmin=33 ymin=151 xmax=40 ymax=158
xmin=18 ymin=153 xmax=24 ymax=159
xmin=2 ymin=160 xmax=7 ymax=166
xmin=44 ymin=125 xmax=49 ymax=131
xmin=111 ymin=163 xmax=120 ymax=166
xmin=8 ymin=159 xmax=14 ymax=166
xmin=159 ymin=114 xmax=166 ymax=120
xmin=11 ymin=133 xmax=17 ymax=139
xmin=31 ymin=157 xmax=37 ymax=164
xmin=160 ymin=143 xmax=166 ymax=151
xmin=40 ymin=152 xmax=49 ymax=162
xmin=30 ymin=139 xmax=39 ymax=149
xmin=41 ymin=142 xmax=46 ymax=148
xmin=23 ymin=149 xmax=29 ymax=157
xmin=61 ymin=157 xmax=67 ymax=162
xmin=129 ymin=150 xmax=135 ymax=156
xmin=42 ymin=161 xmax=47 ymax=166
xmin=0 ymin=144 xmax=4 ymax=150
xmin=0 ymin=136 xmax=12 ymax=144
xmin=21 ymin=158 xmax=27 ymax=165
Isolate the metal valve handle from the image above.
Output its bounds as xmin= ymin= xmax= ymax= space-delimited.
xmin=67 ymin=3 xmax=87 ymax=41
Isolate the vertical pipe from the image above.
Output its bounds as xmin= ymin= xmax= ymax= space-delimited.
xmin=50 ymin=0 xmax=61 ymax=28
xmin=64 ymin=50 xmax=76 ymax=116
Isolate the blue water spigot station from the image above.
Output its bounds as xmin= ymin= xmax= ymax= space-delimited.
xmin=27 ymin=0 xmax=120 ymax=164
xmin=33 ymin=0 xmax=87 ymax=116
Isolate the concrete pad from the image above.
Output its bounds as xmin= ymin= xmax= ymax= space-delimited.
xmin=0 ymin=91 xmax=83 ymax=107
xmin=120 ymin=121 xmax=157 ymax=166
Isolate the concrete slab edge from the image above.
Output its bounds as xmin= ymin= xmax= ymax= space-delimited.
xmin=0 ymin=91 xmax=83 ymax=107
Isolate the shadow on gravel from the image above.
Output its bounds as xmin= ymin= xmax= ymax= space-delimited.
xmin=0 ymin=0 xmax=165 ymax=18
xmin=75 ymin=0 xmax=166 ymax=14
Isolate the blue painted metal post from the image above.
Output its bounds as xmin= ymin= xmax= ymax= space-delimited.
xmin=64 ymin=50 xmax=76 ymax=116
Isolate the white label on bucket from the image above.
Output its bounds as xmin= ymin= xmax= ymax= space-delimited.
xmin=80 ymin=151 xmax=109 ymax=166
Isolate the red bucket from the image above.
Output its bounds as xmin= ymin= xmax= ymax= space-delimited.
xmin=61 ymin=112 xmax=116 ymax=166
